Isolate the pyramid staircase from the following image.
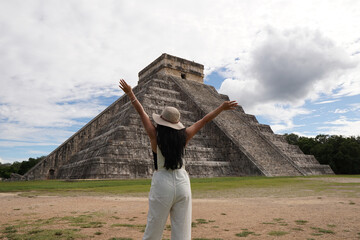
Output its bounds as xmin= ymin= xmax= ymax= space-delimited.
xmin=24 ymin=54 xmax=333 ymax=180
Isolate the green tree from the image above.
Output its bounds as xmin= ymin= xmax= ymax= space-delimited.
xmin=285 ymin=133 xmax=360 ymax=174
xmin=284 ymin=133 xmax=299 ymax=145
xmin=0 ymin=156 xmax=45 ymax=179
xmin=0 ymin=163 xmax=12 ymax=179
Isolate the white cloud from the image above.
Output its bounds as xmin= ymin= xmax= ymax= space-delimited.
xmin=250 ymin=102 xmax=310 ymax=133
xmin=321 ymin=116 xmax=360 ymax=136
xmin=27 ymin=150 xmax=48 ymax=155
xmin=0 ymin=157 xmax=24 ymax=164
xmin=314 ymin=100 xmax=340 ymax=105
xmin=322 ymin=65 xmax=360 ymax=98
xmin=0 ymin=140 xmax=59 ymax=148
xmin=333 ymin=104 xmax=360 ymax=114
xmin=253 ymin=28 xmax=353 ymax=101
xmin=334 ymin=109 xmax=349 ymax=114
xmin=291 ymin=131 xmax=317 ymax=138
xmin=0 ymin=156 xmax=13 ymax=164
xmin=219 ymin=27 xmax=356 ymax=133
xmin=0 ymin=122 xmax=77 ymax=145
xmin=223 ymin=27 xmax=355 ymax=105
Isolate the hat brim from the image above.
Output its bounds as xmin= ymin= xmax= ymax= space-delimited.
xmin=152 ymin=113 xmax=185 ymax=130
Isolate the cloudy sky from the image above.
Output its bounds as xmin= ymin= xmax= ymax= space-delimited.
xmin=1 ymin=0 xmax=360 ymax=164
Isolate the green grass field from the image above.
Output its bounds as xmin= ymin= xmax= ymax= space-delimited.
xmin=1 ymin=175 xmax=359 ymax=198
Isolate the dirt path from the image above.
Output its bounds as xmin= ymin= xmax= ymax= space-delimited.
xmin=1 ymin=193 xmax=359 ymax=239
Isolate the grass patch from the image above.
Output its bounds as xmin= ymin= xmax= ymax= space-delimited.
xmin=2 ymin=228 xmax=84 ymax=240
xmin=195 ymin=219 xmax=208 ymax=224
xmin=111 ymin=223 xmax=146 ymax=229
xmin=192 ymin=218 xmax=214 ymax=227
xmin=311 ymin=233 xmax=323 ymax=236
xmin=28 ymin=229 xmax=44 ymax=234
xmin=77 ymin=221 xmax=104 ymax=228
xmin=2 ymin=225 xmax=17 ymax=234
xmin=108 ymin=238 xmax=133 ymax=240
xmin=111 ymin=223 xmax=146 ymax=233
xmin=272 ymin=218 xmax=287 ymax=226
xmin=295 ymin=220 xmax=308 ymax=225
xmin=268 ymin=231 xmax=289 ymax=236
xmin=193 ymin=239 xmax=223 ymax=240
xmin=61 ymin=214 xmax=93 ymax=224
xmin=292 ymin=227 xmax=304 ymax=231
xmin=311 ymin=227 xmax=335 ymax=234
xmin=0 ymin=212 xmax=106 ymax=239
xmin=318 ymin=228 xmax=335 ymax=234
xmin=235 ymin=230 xmax=255 ymax=237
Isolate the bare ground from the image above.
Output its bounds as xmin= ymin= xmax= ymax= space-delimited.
xmin=1 ymin=179 xmax=360 ymax=239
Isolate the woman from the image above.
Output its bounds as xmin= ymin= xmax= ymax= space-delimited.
xmin=119 ymin=79 xmax=237 ymax=240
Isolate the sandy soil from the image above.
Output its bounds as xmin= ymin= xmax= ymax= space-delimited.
xmin=1 ymin=192 xmax=359 ymax=240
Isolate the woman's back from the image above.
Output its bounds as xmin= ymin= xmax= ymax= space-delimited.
xmin=156 ymin=125 xmax=186 ymax=170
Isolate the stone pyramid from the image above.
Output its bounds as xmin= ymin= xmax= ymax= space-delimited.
xmin=24 ymin=54 xmax=333 ymax=180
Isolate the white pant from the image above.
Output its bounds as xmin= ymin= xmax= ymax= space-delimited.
xmin=143 ymin=168 xmax=192 ymax=240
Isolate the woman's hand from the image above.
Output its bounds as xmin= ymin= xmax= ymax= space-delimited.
xmin=119 ymin=79 xmax=132 ymax=94
xmin=221 ymin=100 xmax=238 ymax=111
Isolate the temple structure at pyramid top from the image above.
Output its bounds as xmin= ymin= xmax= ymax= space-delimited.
xmin=138 ymin=53 xmax=204 ymax=83
xmin=24 ymin=53 xmax=334 ymax=180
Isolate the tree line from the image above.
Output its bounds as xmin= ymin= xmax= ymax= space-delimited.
xmin=284 ymin=134 xmax=360 ymax=174
xmin=0 ymin=156 xmax=45 ymax=179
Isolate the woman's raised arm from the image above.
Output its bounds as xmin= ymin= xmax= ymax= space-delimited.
xmin=119 ymin=79 xmax=157 ymax=152
xmin=185 ymin=101 xmax=238 ymax=145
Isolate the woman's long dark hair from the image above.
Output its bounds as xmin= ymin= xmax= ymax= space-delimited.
xmin=157 ymin=124 xmax=186 ymax=170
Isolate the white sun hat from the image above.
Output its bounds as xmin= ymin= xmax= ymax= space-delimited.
xmin=152 ymin=106 xmax=185 ymax=130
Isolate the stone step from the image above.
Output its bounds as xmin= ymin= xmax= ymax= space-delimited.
xmin=261 ymin=132 xmax=288 ymax=143
xmin=240 ymin=113 xmax=259 ymax=125
xmin=272 ymin=142 xmax=304 ymax=154
xmin=57 ymin=156 xmax=154 ymax=179
xmin=250 ymin=123 xmax=274 ymax=134
xmin=145 ymin=78 xmax=177 ymax=89
xmin=186 ymin=161 xmax=231 ymax=166
xmin=143 ymin=93 xmax=188 ymax=107
xmin=300 ymin=164 xmax=334 ymax=175
xmin=147 ymin=86 xmax=181 ymax=98
xmin=289 ymin=154 xmax=319 ymax=165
